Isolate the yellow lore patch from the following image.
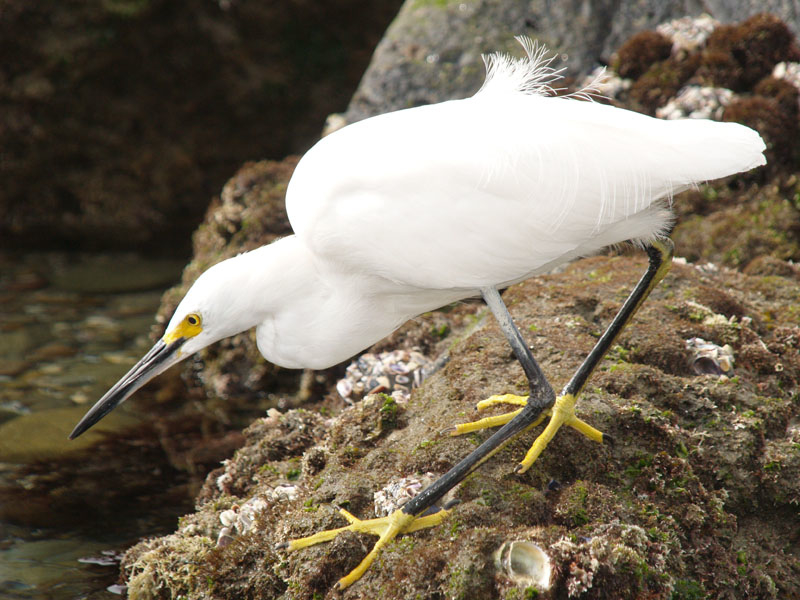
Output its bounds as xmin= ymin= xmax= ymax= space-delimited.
xmin=163 ymin=313 xmax=203 ymax=346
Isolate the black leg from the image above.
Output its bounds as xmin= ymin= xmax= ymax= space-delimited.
xmin=562 ymin=239 xmax=673 ymax=398
xmin=400 ymin=285 xmax=556 ymax=515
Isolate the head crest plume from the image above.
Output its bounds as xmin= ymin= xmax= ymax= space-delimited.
xmin=478 ymin=36 xmax=607 ymax=101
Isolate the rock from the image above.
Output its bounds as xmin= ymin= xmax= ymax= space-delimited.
xmin=107 ymin=290 xmax=167 ymax=317
xmin=343 ymin=1 xmax=800 ymax=124
xmin=51 ymin=255 xmax=185 ymax=293
xmin=28 ymin=342 xmax=78 ymax=361
xmin=0 ymin=406 xmax=140 ymax=463
xmin=0 ymin=328 xmax=39 ymax=359
xmin=0 ymin=359 xmax=31 ymax=377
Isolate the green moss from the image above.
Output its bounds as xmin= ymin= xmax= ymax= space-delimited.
xmin=379 ymin=393 xmax=398 ymax=428
xmin=587 ymin=269 xmax=612 ymax=283
xmin=447 ymin=564 xmax=483 ymax=599
xmin=411 ymin=0 xmax=460 ymax=10
xmin=448 ymin=517 xmax=462 ymax=536
xmin=562 ymin=481 xmax=591 ymax=527
xmin=432 ymin=323 xmax=451 ymax=338
xmin=646 ymin=527 xmax=669 ymax=543
xmin=503 ymin=587 xmax=541 ymax=600
xmin=608 ymin=361 xmax=634 ymax=374
xmin=476 ymin=487 xmax=498 ymax=507
xmin=624 ymin=454 xmax=654 ymax=479
xmin=259 ymin=464 xmax=279 ymax=475
xmin=340 ymin=445 xmax=364 ymax=466
xmin=607 ymin=344 xmax=631 ymax=364
xmin=675 ymin=441 xmax=689 ymax=459
xmin=701 ymin=185 xmax=719 ymax=202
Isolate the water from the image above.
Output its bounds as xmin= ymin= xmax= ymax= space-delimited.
xmin=0 ymin=251 xmax=193 ymax=599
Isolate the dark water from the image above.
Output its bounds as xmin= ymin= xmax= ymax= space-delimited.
xmin=0 ymin=252 xmax=192 ymax=599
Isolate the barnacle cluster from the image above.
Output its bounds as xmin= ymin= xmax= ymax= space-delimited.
xmin=336 ymin=349 xmax=432 ymax=404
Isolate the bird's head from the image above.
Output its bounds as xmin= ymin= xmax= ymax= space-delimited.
xmin=69 ymin=253 xmax=266 ymax=440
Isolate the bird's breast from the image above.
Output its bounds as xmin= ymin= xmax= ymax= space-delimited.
xmin=254 ymin=285 xmax=406 ymax=370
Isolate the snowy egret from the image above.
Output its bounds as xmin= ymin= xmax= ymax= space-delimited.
xmin=70 ymin=38 xmax=766 ymax=588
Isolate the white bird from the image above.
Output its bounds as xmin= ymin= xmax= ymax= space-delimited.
xmin=70 ymin=38 xmax=766 ymax=589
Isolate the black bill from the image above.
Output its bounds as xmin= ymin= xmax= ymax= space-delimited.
xmin=69 ymin=337 xmax=185 ymax=439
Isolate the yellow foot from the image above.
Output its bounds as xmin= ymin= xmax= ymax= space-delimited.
xmin=448 ymin=393 xmax=608 ymax=474
xmin=515 ymin=393 xmax=606 ymax=473
xmin=280 ymin=507 xmax=450 ymax=589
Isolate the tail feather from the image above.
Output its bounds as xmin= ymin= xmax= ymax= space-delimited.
xmin=658 ymin=118 xmax=766 ymax=183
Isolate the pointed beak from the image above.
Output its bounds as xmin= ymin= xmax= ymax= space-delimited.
xmin=69 ymin=337 xmax=186 ymax=439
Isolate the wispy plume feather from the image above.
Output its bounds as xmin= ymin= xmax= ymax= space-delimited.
xmin=478 ymin=36 xmax=608 ymax=101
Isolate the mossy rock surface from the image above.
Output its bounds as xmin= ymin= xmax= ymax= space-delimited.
xmin=121 ymin=251 xmax=800 ymax=599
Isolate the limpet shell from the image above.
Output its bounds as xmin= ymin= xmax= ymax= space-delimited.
xmin=686 ymin=337 xmax=734 ymax=376
xmin=494 ymin=540 xmax=551 ymax=590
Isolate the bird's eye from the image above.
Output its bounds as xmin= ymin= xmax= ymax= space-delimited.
xmin=186 ymin=314 xmax=201 ymax=327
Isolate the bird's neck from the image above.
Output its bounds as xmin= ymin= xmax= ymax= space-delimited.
xmin=244 ymin=233 xmax=317 ymax=308
xmin=206 ymin=235 xmax=318 ymax=342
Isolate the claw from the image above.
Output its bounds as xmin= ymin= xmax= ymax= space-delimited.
xmin=447 ymin=408 xmax=524 ymax=436
xmin=476 ymin=393 xmax=529 ymax=410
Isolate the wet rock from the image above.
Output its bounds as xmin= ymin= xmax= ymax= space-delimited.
xmin=28 ymin=342 xmax=78 ymax=362
xmin=0 ymin=360 xmax=31 ymax=378
xmin=0 ymin=328 xmax=38 ymax=358
xmin=0 ymin=407 xmax=140 ymax=463
xmin=0 ymin=267 xmax=49 ymax=292
xmin=108 ymin=291 xmax=167 ymax=317
xmin=51 ymin=256 xmax=185 ymax=294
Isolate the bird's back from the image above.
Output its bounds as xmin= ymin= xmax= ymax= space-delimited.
xmin=287 ymin=40 xmax=765 ymax=291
